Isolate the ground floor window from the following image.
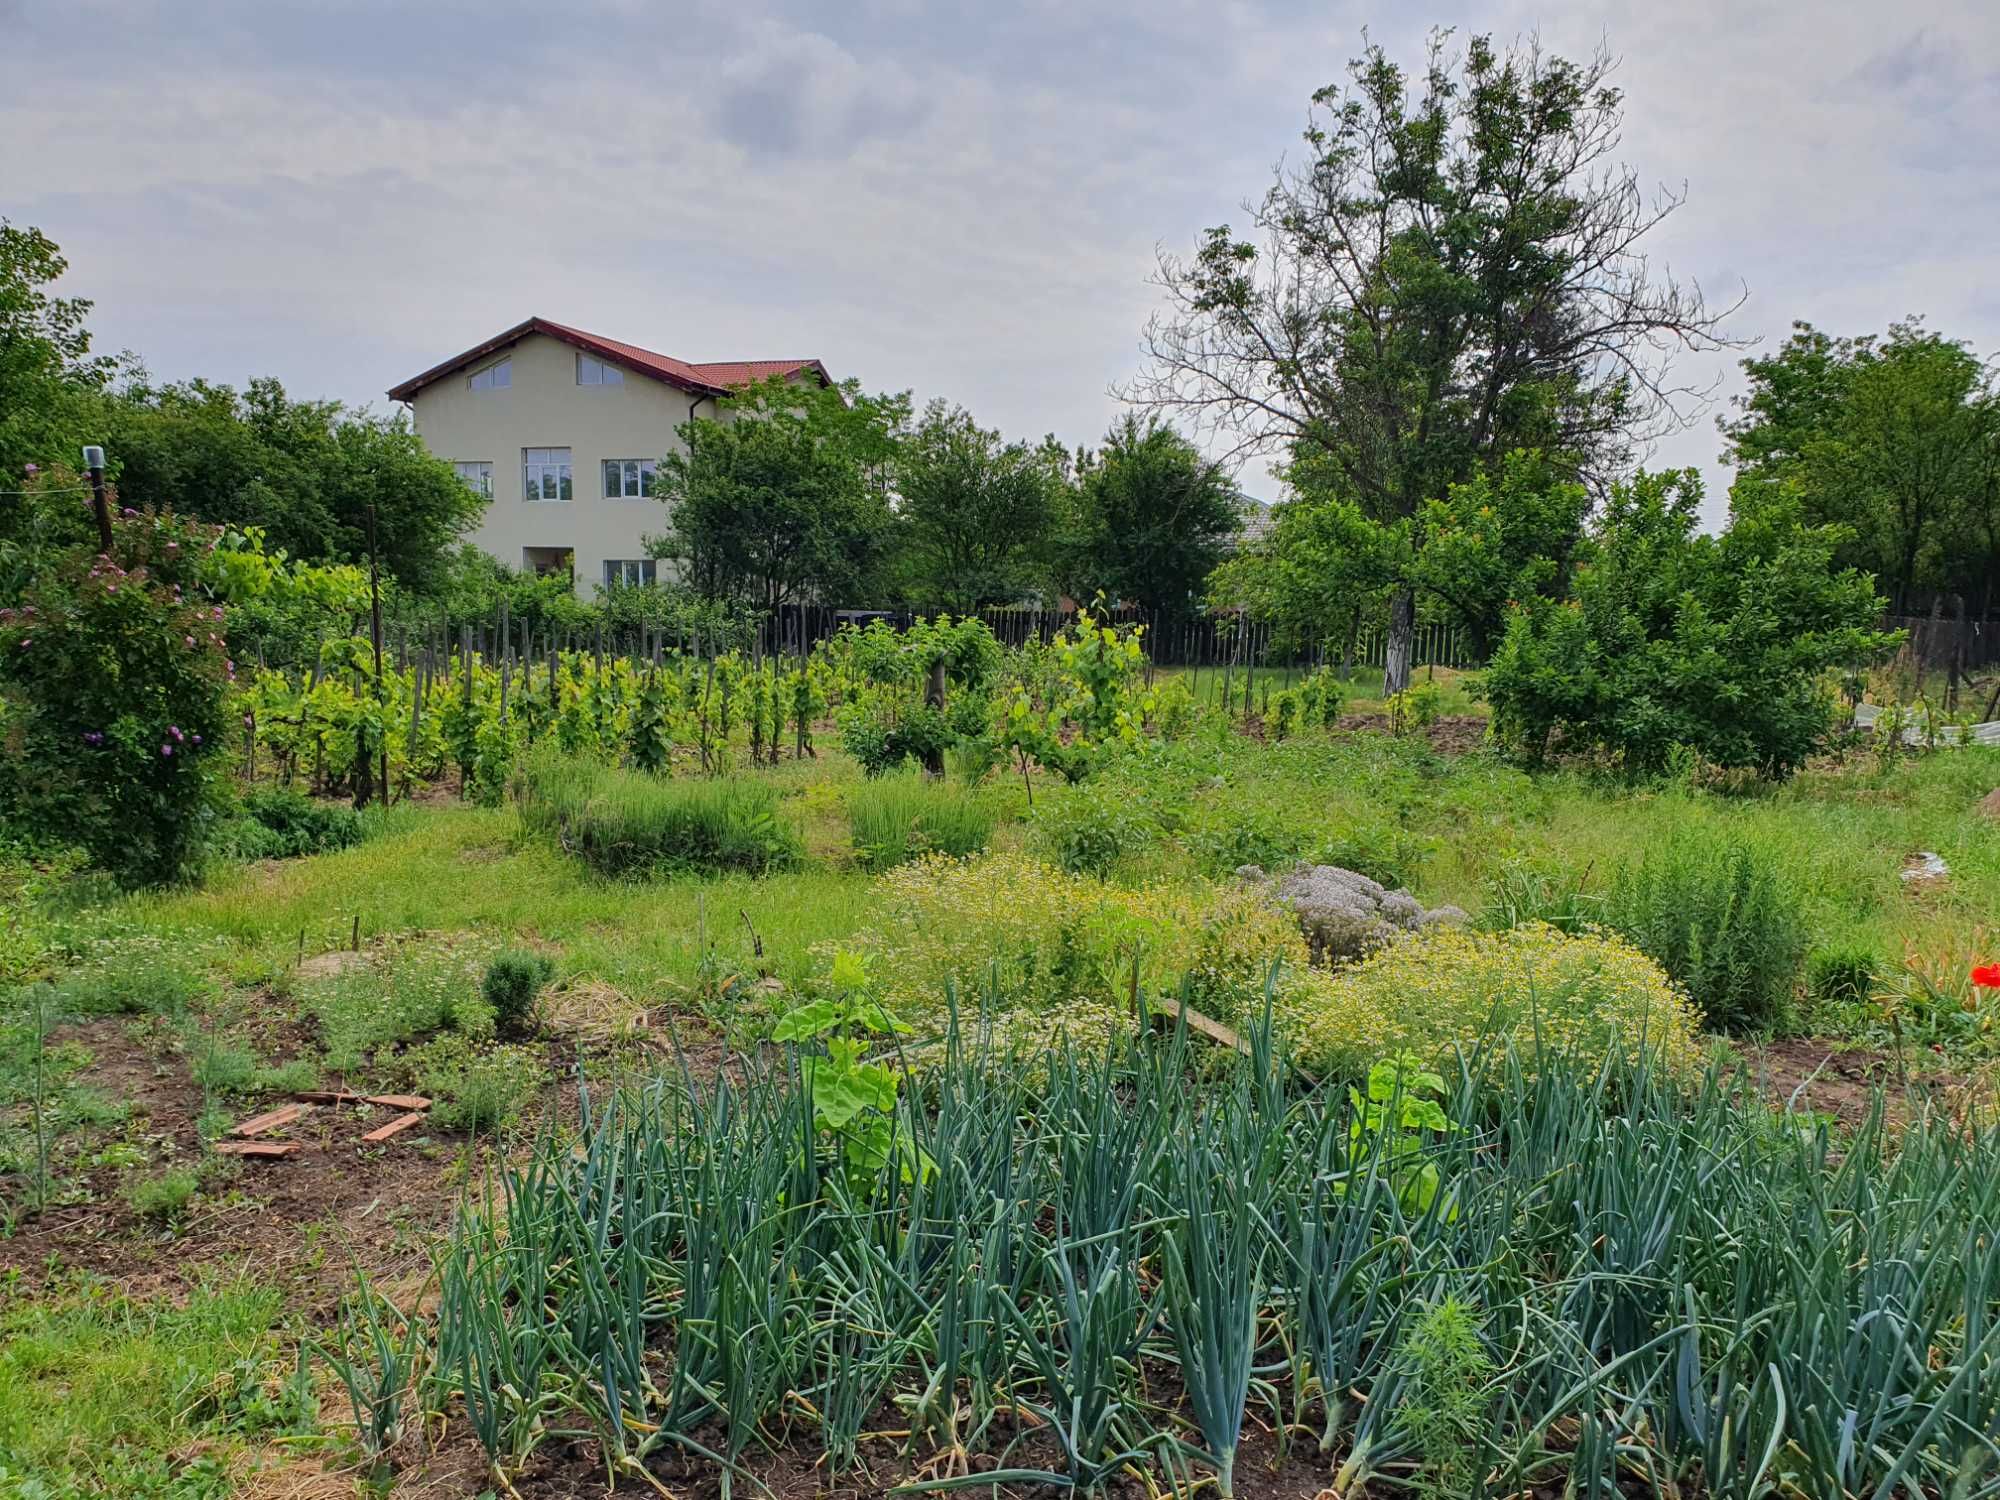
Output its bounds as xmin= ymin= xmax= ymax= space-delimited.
xmin=603 ymin=558 xmax=657 ymax=587
xmin=523 ymin=447 xmax=572 ymax=501
xmin=522 ymin=546 xmax=572 ymax=578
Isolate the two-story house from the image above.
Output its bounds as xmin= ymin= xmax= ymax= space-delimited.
xmin=388 ymin=317 xmax=830 ymax=596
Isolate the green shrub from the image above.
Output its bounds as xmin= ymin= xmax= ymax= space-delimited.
xmin=1032 ymin=780 xmax=1153 ymax=877
xmin=1604 ymin=832 xmax=1806 ymax=1034
xmin=0 ymin=505 xmax=236 ymax=887
xmin=187 ymin=1033 xmax=259 ymax=1094
xmin=1484 ymin=468 xmax=1896 ymax=776
xmin=481 ymin=951 xmax=554 ymax=1039
xmin=1308 ymin=823 xmax=1423 ymax=890
xmin=849 ymin=776 xmax=994 ymax=872
xmin=1275 ymin=922 xmax=1704 ymax=1082
xmin=223 ymin=787 xmax=366 ymax=861
xmin=1186 ymin=801 xmax=1305 ymax=878
xmin=518 ymin=749 xmax=801 ymax=877
xmin=128 ymin=1168 xmax=198 ymax=1221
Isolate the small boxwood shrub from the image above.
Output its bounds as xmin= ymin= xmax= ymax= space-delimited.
xmin=1604 ymin=832 xmax=1806 ymax=1034
xmin=849 ymin=775 xmax=994 ymax=872
xmin=518 ymin=750 xmax=801 ymax=877
xmin=481 ymin=950 xmax=554 ymax=1039
xmin=1275 ymin=922 xmax=1703 ymax=1082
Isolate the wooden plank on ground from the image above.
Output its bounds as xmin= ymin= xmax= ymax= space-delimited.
xmin=363 ymin=1094 xmax=432 ymax=1111
xmin=361 ymin=1111 xmax=427 ymax=1143
xmin=294 ymin=1090 xmax=364 ymax=1104
xmin=1149 ymin=997 xmax=1250 ymax=1057
xmin=231 ymin=1104 xmax=309 ymax=1137
xmin=213 ymin=1140 xmax=300 ymax=1158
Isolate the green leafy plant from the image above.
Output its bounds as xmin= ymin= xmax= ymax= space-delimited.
xmin=225 ymin=787 xmax=366 ymax=861
xmin=517 ymin=748 xmax=801 ymax=877
xmin=1479 ymin=859 xmax=1600 ymax=935
xmin=1806 ymin=944 xmax=1879 ymax=1014
xmin=1033 ymin=778 xmax=1152 ymax=877
xmin=1339 ymin=1053 xmax=1456 ymax=1217
xmin=769 ymin=950 xmax=923 ymax=1194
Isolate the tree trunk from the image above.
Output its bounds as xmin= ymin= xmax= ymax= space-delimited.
xmin=1382 ymin=587 xmax=1415 ymax=697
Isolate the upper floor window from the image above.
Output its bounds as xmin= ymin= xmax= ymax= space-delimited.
xmin=604 ymin=558 xmax=657 ymax=588
xmin=469 ymin=358 xmax=511 ymax=391
xmin=523 ymin=447 xmax=572 ymax=502
xmin=602 ymin=458 xmax=657 ymax=499
xmin=453 ymin=460 xmax=492 ymax=496
xmin=576 ymin=354 xmax=624 ymax=386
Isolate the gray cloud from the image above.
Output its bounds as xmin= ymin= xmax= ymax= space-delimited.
xmin=6 ymin=0 xmax=1999 ymax=526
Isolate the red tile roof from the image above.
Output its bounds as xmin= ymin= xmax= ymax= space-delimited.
xmin=386 ymin=316 xmax=830 ymax=403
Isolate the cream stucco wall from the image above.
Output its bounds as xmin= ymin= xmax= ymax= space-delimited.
xmin=405 ymin=332 xmax=713 ymax=596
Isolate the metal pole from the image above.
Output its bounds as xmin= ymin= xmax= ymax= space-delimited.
xmin=82 ymin=445 xmax=112 ymax=553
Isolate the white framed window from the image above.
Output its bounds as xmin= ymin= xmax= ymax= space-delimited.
xmin=601 ymin=458 xmax=657 ymax=499
xmin=469 ymin=358 xmax=511 ymax=391
xmin=453 ymin=460 xmax=493 ymax=496
xmin=576 ymin=353 xmax=624 ymax=386
xmin=603 ymin=558 xmax=657 ymax=588
xmin=522 ymin=447 xmax=572 ymax=502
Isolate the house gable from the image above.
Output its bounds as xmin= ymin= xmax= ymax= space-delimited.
xmin=386 ymin=316 xmax=830 ymax=404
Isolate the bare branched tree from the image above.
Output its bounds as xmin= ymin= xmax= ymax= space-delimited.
xmin=1122 ymin=29 xmax=1744 ymax=692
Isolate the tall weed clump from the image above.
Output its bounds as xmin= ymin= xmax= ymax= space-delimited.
xmin=848 ymin=775 xmax=994 ymax=872
xmin=517 ymin=748 xmax=801 ymax=877
xmin=1606 ymin=831 xmax=1805 ymax=1033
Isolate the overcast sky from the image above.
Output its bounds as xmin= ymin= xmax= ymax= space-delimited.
xmin=7 ymin=0 xmax=1999 ymax=527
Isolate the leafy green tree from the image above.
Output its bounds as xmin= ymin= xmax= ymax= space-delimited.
xmin=651 ymin=375 xmax=907 ymax=612
xmin=1206 ymin=490 xmax=1393 ymax=661
xmin=893 ymin=400 xmax=1066 ymax=609
xmin=0 ymin=221 xmax=118 ymax=484
xmin=1406 ymin=450 xmax=1593 ymax=657
xmin=1725 ymin=320 xmax=2000 ymax=616
xmin=1484 ymin=470 xmax=1898 ymax=776
xmin=1128 ymin=31 xmax=1735 ymax=692
xmin=92 ymin=377 xmax=483 ymax=593
xmin=1209 ymin=448 xmax=1585 ymax=661
xmin=1063 ymin=415 xmax=1240 ymax=619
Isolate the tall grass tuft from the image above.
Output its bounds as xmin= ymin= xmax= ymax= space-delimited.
xmin=518 ymin=747 xmax=802 ymax=877
xmin=848 ymin=774 xmax=994 ymax=872
xmin=1605 ymin=830 xmax=1806 ymax=1033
